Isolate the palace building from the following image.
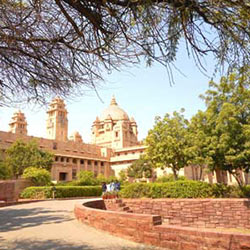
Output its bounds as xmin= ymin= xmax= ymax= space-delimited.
xmin=1 ymin=96 xmax=248 ymax=185
xmin=0 ymin=96 xmax=145 ymax=181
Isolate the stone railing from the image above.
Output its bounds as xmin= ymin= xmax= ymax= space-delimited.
xmin=74 ymin=199 xmax=250 ymax=249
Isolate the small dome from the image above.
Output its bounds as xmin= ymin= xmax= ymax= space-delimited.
xmin=99 ymin=96 xmax=129 ymax=121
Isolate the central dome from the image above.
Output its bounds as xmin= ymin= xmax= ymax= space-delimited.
xmin=99 ymin=96 xmax=129 ymax=121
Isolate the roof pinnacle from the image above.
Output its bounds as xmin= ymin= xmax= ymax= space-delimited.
xmin=110 ymin=95 xmax=118 ymax=106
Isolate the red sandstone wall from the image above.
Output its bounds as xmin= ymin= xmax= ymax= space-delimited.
xmin=74 ymin=200 xmax=250 ymax=250
xmin=0 ymin=181 xmax=18 ymax=202
xmin=123 ymin=198 xmax=250 ymax=229
xmin=0 ymin=179 xmax=32 ymax=204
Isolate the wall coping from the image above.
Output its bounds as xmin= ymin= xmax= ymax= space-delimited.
xmin=75 ymin=201 xmax=161 ymax=223
xmin=123 ymin=198 xmax=250 ymax=202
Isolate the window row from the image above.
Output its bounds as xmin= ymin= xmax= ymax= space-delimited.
xmin=54 ymin=156 xmax=104 ymax=166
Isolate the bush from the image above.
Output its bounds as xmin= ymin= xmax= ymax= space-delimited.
xmin=155 ymin=174 xmax=187 ymax=183
xmin=77 ymin=171 xmax=98 ymax=186
xmin=20 ymin=186 xmax=102 ymax=199
xmin=120 ymin=181 xmax=250 ymax=199
xmin=0 ymin=161 xmax=11 ymax=180
xmin=238 ymin=185 xmax=250 ymax=198
xmin=120 ymin=181 xmax=215 ymax=198
xmin=22 ymin=167 xmax=51 ymax=186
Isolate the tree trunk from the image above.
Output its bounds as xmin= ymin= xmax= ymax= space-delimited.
xmin=172 ymin=168 xmax=178 ymax=180
xmin=230 ymin=171 xmax=243 ymax=189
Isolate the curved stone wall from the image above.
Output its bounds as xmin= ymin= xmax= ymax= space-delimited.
xmin=122 ymin=198 xmax=250 ymax=229
xmin=74 ymin=199 xmax=250 ymax=249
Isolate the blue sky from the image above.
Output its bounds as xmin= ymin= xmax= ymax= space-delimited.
xmin=0 ymin=45 xmax=220 ymax=142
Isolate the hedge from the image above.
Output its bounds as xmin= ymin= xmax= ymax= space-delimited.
xmin=20 ymin=186 xmax=102 ymax=199
xmin=119 ymin=181 xmax=250 ymax=198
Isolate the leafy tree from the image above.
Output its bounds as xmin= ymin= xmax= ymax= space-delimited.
xmin=118 ymin=169 xmax=127 ymax=183
xmin=5 ymin=140 xmax=54 ymax=178
xmin=146 ymin=110 xmax=189 ymax=180
xmin=187 ymin=110 xmax=211 ymax=180
xmin=22 ymin=167 xmax=51 ymax=186
xmin=0 ymin=0 xmax=249 ymax=104
xmin=77 ymin=171 xmax=98 ymax=186
xmin=127 ymin=155 xmax=153 ymax=179
xmin=196 ymin=68 xmax=250 ymax=187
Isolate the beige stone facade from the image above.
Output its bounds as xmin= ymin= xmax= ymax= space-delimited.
xmin=91 ymin=96 xmax=138 ymax=149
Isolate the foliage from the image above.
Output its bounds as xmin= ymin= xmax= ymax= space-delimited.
xmin=22 ymin=167 xmax=51 ymax=186
xmin=107 ymin=175 xmax=118 ymax=183
xmin=192 ymin=68 xmax=250 ymax=187
xmin=0 ymin=0 xmax=249 ymax=104
xmin=155 ymin=174 xmax=186 ymax=183
xmin=120 ymin=181 xmax=249 ymax=199
xmin=118 ymin=169 xmax=127 ymax=183
xmin=20 ymin=186 xmax=102 ymax=199
xmin=146 ymin=110 xmax=190 ymax=180
xmin=77 ymin=171 xmax=98 ymax=186
xmin=0 ymin=160 xmax=11 ymax=180
xmin=96 ymin=174 xmax=108 ymax=184
xmin=5 ymin=140 xmax=53 ymax=178
xmin=127 ymin=155 xmax=153 ymax=178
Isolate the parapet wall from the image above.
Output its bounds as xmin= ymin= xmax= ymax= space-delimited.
xmin=122 ymin=198 xmax=250 ymax=229
xmin=0 ymin=179 xmax=31 ymax=205
xmin=74 ymin=199 xmax=250 ymax=249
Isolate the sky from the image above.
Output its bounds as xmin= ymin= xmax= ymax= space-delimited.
xmin=0 ymin=44 xmax=221 ymax=143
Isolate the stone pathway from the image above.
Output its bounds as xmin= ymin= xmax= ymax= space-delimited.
xmin=0 ymin=199 xmax=162 ymax=250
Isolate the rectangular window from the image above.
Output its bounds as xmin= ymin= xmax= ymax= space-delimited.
xmin=72 ymin=169 xmax=77 ymax=180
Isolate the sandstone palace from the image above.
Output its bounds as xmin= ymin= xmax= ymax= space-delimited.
xmin=0 ymin=96 xmax=145 ymax=181
xmin=1 ymin=96 xmax=248 ymax=185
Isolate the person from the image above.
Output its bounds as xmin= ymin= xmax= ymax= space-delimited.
xmin=115 ymin=180 xmax=121 ymax=191
xmin=101 ymin=182 xmax=107 ymax=194
xmin=51 ymin=185 xmax=56 ymax=199
xmin=110 ymin=181 xmax=115 ymax=192
xmin=106 ymin=182 xmax=111 ymax=192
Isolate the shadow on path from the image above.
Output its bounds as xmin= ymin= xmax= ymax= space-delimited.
xmin=0 ymin=239 xmax=93 ymax=250
xmin=0 ymin=207 xmax=72 ymax=232
xmin=0 ymin=239 xmax=161 ymax=250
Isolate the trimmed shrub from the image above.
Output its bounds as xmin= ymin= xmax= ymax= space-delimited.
xmin=120 ymin=181 xmax=215 ymax=198
xmin=20 ymin=186 xmax=102 ymax=199
xmin=155 ymin=174 xmax=187 ymax=183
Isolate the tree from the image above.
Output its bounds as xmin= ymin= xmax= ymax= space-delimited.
xmin=197 ymin=68 xmax=250 ymax=187
xmin=5 ymin=139 xmax=54 ymax=178
xmin=187 ymin=110 xmax=211 ymax=180
xmin=77 ymin=170 xmax=98 ymax=185
xmin=0 ymin=160 xmax=11 ymax=180
xmin=22 ymin=167 xmax=51 ymax=186
xmin=146 ymin=110 xmax=189 ymax=180
xmin=127 ymin=155 xmax=153 ymax=179
xmin=0 ymin=0 xmax=249 ymax=104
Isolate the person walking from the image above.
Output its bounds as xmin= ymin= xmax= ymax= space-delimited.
xmin=101 ymin=182 xmax=107 ymax=195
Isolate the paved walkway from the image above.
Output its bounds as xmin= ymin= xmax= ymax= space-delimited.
xmin=0 ymin=199 xmax=162 ymax=250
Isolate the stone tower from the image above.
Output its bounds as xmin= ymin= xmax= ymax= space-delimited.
xmin=46 ymin=97 xmax=68 ymax=141
xmin=9 ymin=110 xmax=28 ymax=135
